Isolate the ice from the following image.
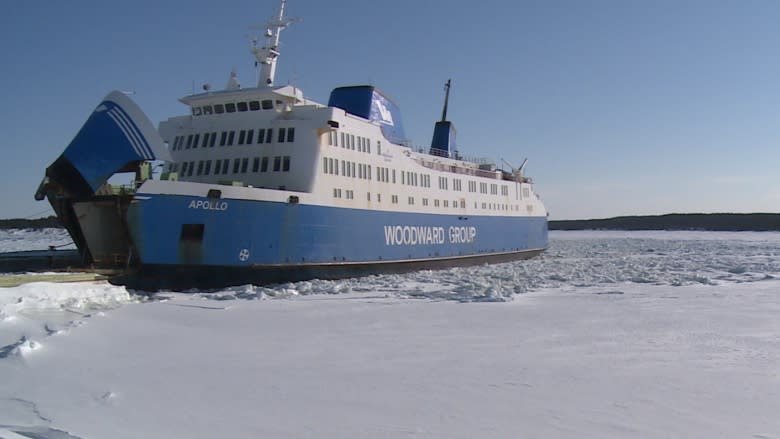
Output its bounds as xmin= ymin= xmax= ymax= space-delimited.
xmin=0 ymin=230 xmax=778 ymax=438
xmin=0 ymin=229 xmax=74 ymax=252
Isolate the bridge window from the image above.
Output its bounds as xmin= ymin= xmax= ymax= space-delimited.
xmin=262 ymin=100 xmax=273 ymax=110
xmin=225 ymin=103 xmax=236 ymax=113
xmin=249 ymin=101 xmax=260 ymax=111
xmin=214 ymin=104 xmax=224 ymax=114
xmin=203 ymin=106 xmax=213 ymax=115
xmin=237 ymin=102 xmax=248 ymax=112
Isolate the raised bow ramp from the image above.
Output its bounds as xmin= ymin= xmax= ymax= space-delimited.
xmin=35 ymin=91 xmax=169 ymax=269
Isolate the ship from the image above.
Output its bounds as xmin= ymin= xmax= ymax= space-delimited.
xmin=34 ymin=0 xmax=548 ymax=291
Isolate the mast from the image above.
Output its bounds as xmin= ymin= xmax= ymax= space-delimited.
xmin=251 ymin=0 xmax=295 ymax=87
xmin=441 ymin=79 xmax=452 ymax=121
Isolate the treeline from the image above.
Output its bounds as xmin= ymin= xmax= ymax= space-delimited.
xmin=0 ymin=216 xmax=62 ymax=230
xmin=549 ymin=213 xmax=780 ymax=231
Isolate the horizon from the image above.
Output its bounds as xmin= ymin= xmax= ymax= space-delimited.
xmin=2 ymin=0 xmax=779 ymax=220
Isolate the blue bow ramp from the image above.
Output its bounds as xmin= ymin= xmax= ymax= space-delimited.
xmin=42 ymin=91 xmax=169 ymax=198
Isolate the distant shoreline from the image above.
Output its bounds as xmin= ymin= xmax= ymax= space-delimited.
xmin=2 ymin=213 xmax=780 ymax=232
xmin=549 ymin=213 xmax=780 ymax=232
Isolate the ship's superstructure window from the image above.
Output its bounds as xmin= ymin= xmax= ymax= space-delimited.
xmin=241 ymin=158 xmax=249 ymax=173
xmin=273 ymin=156 xmax=281 ymax=172
xmin=333 ymin=188 xmax=342 ymax=198
xmin=246 ymin=129 xmax=254 ymax=144
xmin=408 ymin=197 xmax=414 ymax=205
xmin=501 ymin=185 xmax=509 ymax=196
xmin=490 ymin=184 xmax=498 ymax=195
xmin=346 ymin=190 xmax=354 ymax=199
xmin=262 ymin=100 xmax=273 ymax=110
xmin=434 ymin=199 xmax=440 ymax=207
xmin=438 ymin=177 xmax=449 ymax=190
xmin=422 ymin=198 xmax=429 ymax=206
xmin=214 ymin=160 xmax=221 ymax=175
xmin=225 ymin=103 xmax=236 ymax=113
xmin=523 ymin=187 xmax=530 ymax=198
xmin=181 ymin=162 xmax=188 ymax=175
xmin=214 ymin=104 xmax=224 ymax=114
xmin=266 ymin=129 xmax=273 ymax=144
xmin=453 ymin=179 xmax=462 ymax=191
xmin=261 ymin=157 xmax=269 ymax=172
xmin=287 ymin=128 xmax=295 ymax=142
xmin=203 ymin=105 xmax=213 ymax=115
xmin=186 ymin=135 xmax=193 ymax=149
xmin=480 ymin=182 xmax=488 ymax=194
xmin=391 ymin=195 xmax=398 ymax=204
xmin=238 ymin=130 xmax=246 ymax=145
xmin=257 ymin=129 xmax=266 ymax=144
xmin=192 ymin=107 xmax=202 ymax=116
xmin=237 ymin=102 xmax=248 ymax=112
xmin=253 ymin=157 xmax=260 ymax=172
xmin=468 ymin=181 xmax=477 ymax=192
xmin=197 ymin=161 xmax=204 ymax=176
xmin=200 ymin=134 xmax=209 ymax=148
xmin=392 ymin=170 xmax=396 ymax=184
xmin=221 ymin=160 xmax=229 ymax=174
xmin=278 ymin=128 xmax=286 ymax=143
xmin=204 ymin=161 xmax=212 ymax=175
xmin=283 ymin=156 xmax=290 ymax=172
xmin=209 ymin=132 xmax=217 ymax=147
xmin=233 ymin=159 xmax=240 ymax=174
xmin=227 ymin=131 xmax=235 ymax=146
xmin=249 ymin=101 xmax=260 ymax=111
xmin=188 ymin=162 xmax=195 ymax=177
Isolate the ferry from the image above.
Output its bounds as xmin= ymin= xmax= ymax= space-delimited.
xmin=34 ymin=0 xmax=548 ymax=290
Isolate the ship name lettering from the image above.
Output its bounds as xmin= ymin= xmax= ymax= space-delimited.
xmin=188 ymin=199 xmax=228 ymax=211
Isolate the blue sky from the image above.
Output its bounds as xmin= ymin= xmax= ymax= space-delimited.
xmin=2 ymin=0 xmax=779 ymax=220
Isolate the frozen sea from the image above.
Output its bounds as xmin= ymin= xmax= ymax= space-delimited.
xmin=0 ymin=229 xmax=778 ymax=438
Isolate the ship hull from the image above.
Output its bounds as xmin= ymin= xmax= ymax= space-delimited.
xmin=119 ymin=191 xmax=548 ymax=290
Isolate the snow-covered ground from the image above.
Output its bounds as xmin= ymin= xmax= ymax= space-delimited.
xmin=1 ymin=230 xmax=778 ymax=438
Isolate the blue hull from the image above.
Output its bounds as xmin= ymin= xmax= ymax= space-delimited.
xmin=119 ymin=193 xmax=548 ymax=290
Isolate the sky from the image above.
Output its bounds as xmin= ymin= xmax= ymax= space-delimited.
xmin=1 ymin=0 xmax=779 ymax=220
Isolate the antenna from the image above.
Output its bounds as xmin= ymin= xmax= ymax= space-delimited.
xmin=249 ymin=0 xmax=298 ymax=87
xmin=441 ymin=79 xmax=452 ymax=121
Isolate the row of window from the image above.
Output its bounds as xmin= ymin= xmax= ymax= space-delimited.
xmin=331 ymin=189 xmax=527 ymax=212
xmin=323 ymin=158 xmax=515 ymax=197
xmin=170 ymin=155 xmax=291 ymax=177
xmin=322 ymin=157 xmax=373 ymax=180
xmin=171 ymin=127 xmax=295 ymax=151
xmin=327 ymin=131 xmax=378 ymax=154
xmin=191 ymin=99 xmax=284 ymax=116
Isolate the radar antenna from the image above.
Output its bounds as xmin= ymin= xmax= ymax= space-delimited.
xmin=249 ymin=0 xmax=297 ymax=87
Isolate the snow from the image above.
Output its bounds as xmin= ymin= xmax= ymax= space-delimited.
xmin=1 ymin=230 xmax=779 ymax=438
